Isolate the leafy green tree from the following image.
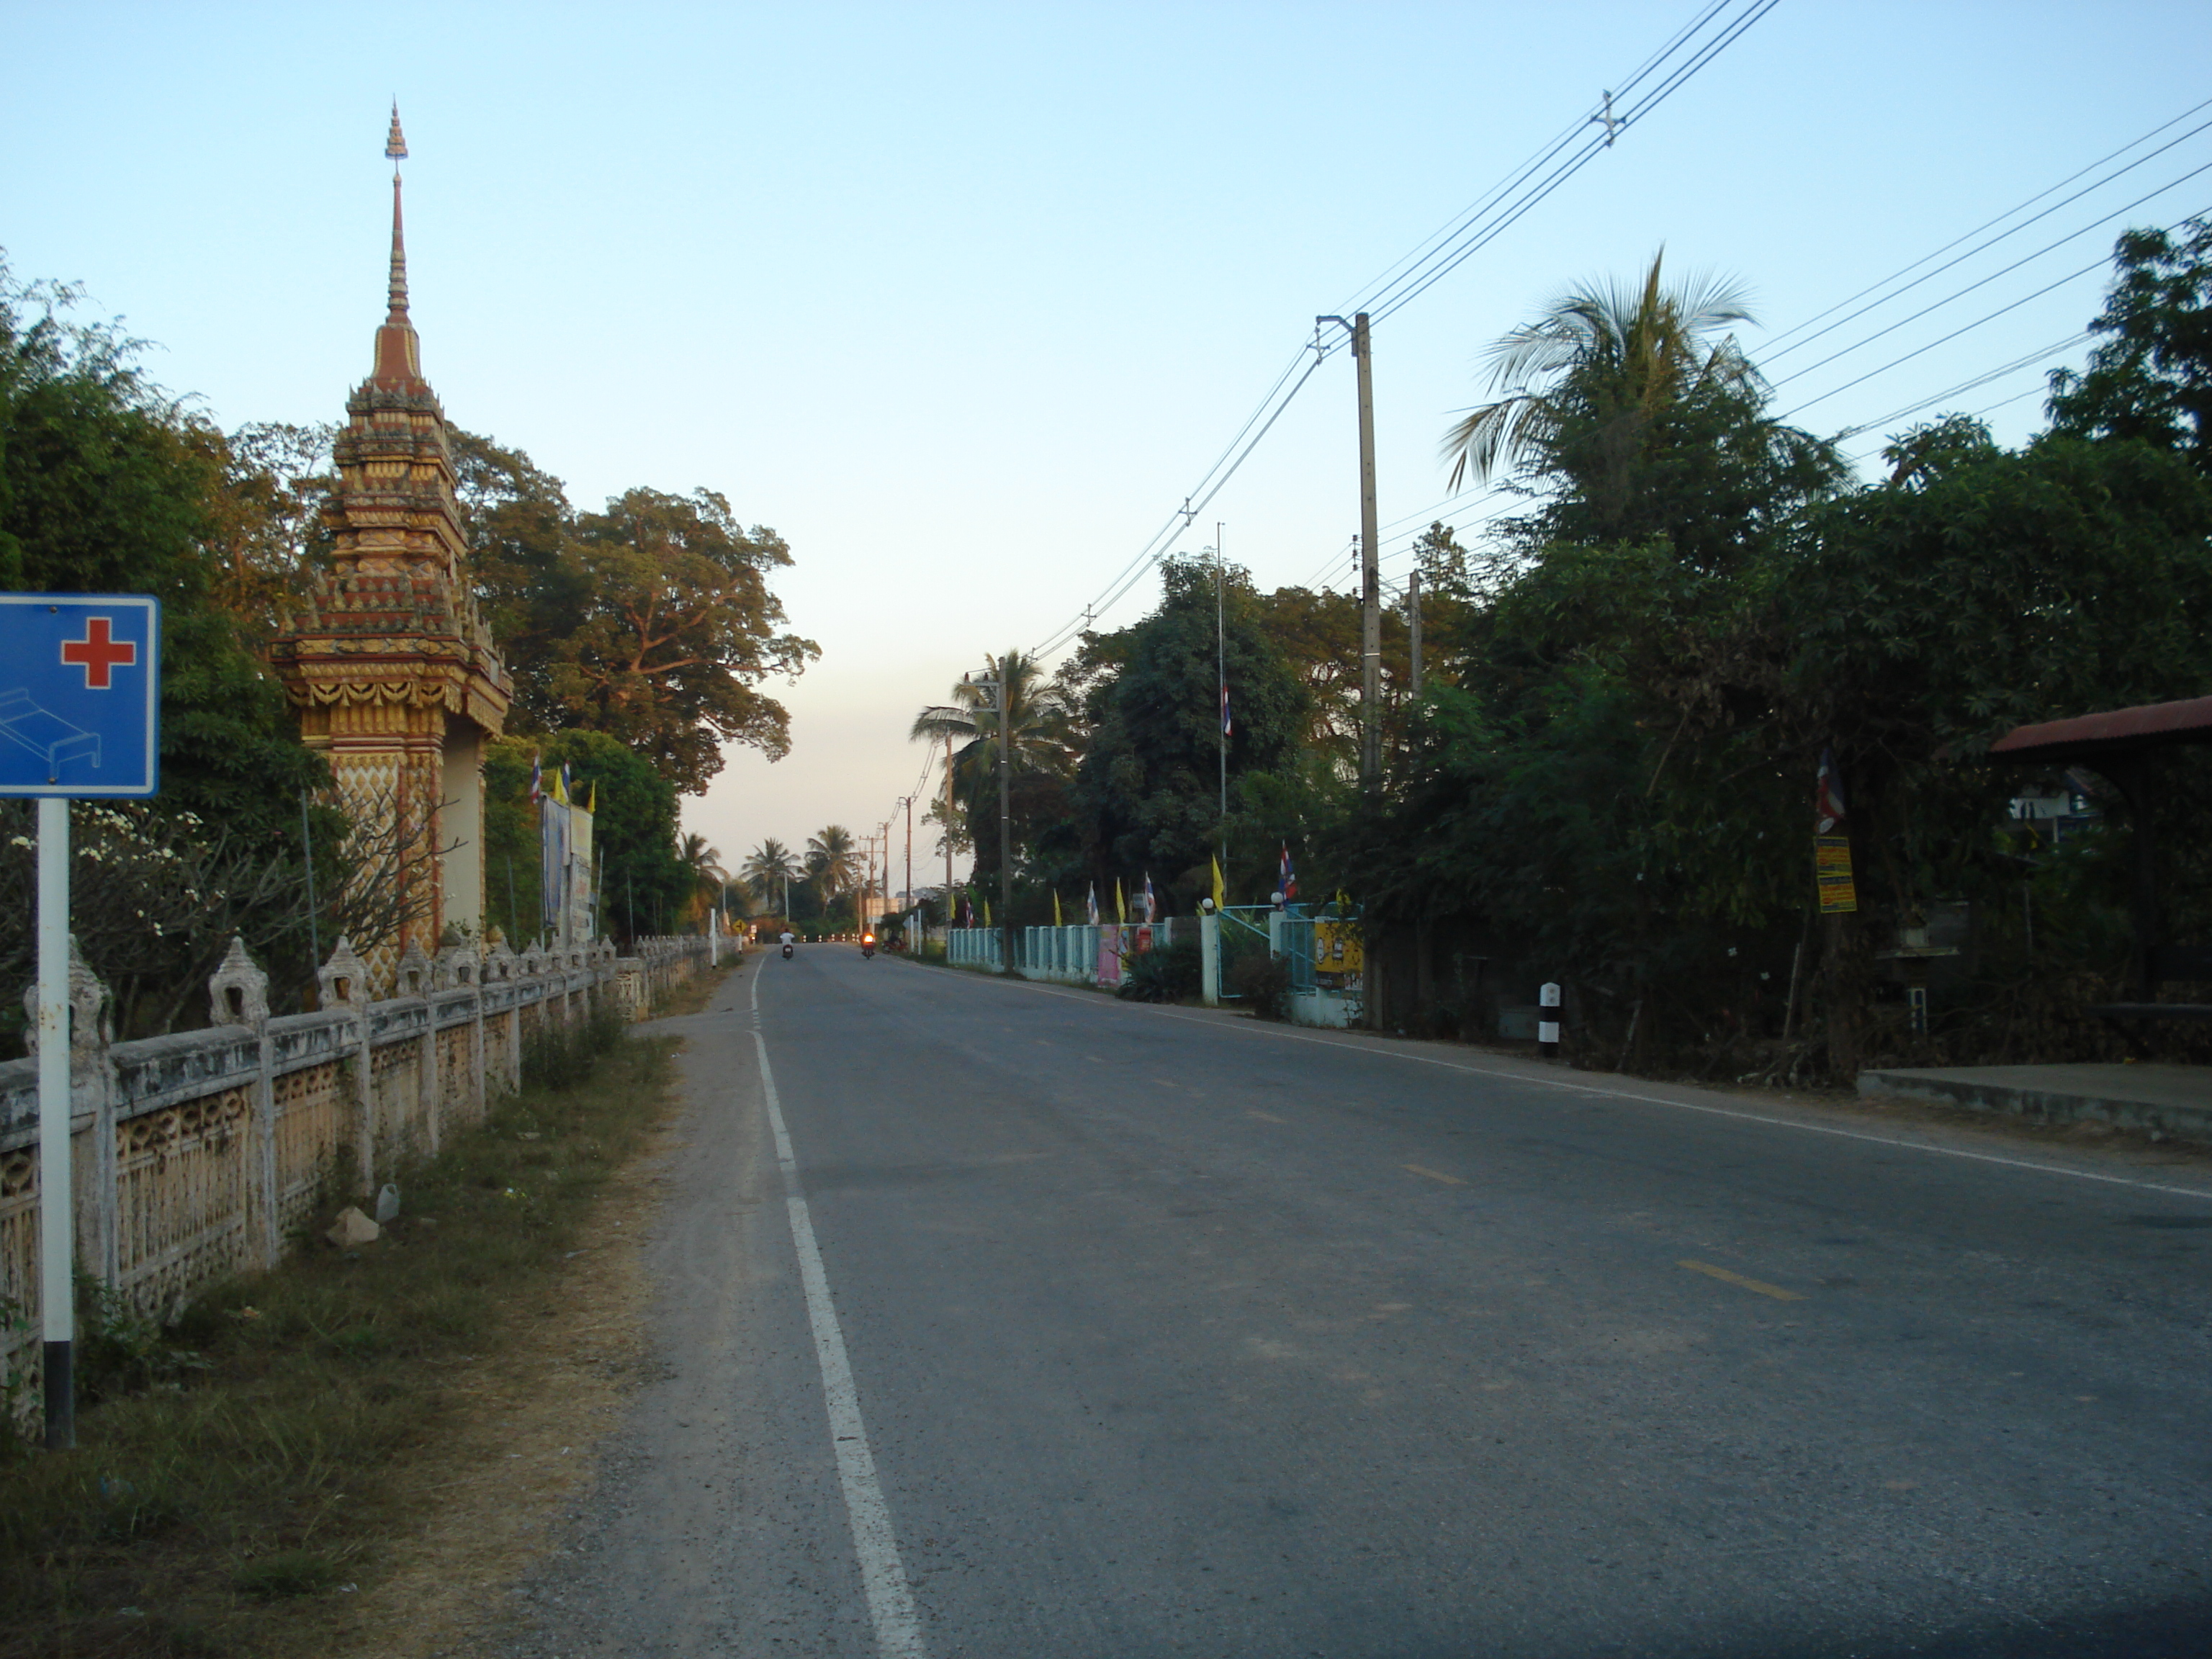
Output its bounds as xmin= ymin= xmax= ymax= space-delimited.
xmin=1065 ymin=558 xmax=1310 ymax=907
xmin=485 ymin=731 xmax=689 ymax=945
xmin=0 ymin=261 xmax=328 ymax=837
xmin=454 ymin=432 xmax=819 ymax=794
xmin=2047 ymin=217 xmax=2212 ymax=472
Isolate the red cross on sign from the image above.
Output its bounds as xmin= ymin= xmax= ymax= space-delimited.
xmin=61 ymin=617 xmax=137 ymax=689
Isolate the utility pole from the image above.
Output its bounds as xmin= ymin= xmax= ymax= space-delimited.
xmin=1215 ymin=523 xmax=1228 ymax=823
xmin=901 ymin=795 xmax=914 ymax=928
xmin=1408 ymin=570 xmax=1424 ymax=699
xmin=1354 ymin=313 xmax=1381 ymax=788
xmin=943 ymin=733 xmax=955 ymax=909
xmin=997 ymin=669 xmax=1012 ymax=973
xmin=1316 ymin=312 xmax=1382 ymax=788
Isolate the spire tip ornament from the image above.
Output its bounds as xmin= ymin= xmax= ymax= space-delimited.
xmin=385 ymin=102 xmax=408 ymax=163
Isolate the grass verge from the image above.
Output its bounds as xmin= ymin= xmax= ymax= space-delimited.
xmin=0 ymin=962 xmax=731 ymax=1658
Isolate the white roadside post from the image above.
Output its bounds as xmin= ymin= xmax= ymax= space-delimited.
xmin=1 ymin=593 xmax=162 ymax=1452
xmin=35 ymin=796 xmax=71 ymax=1448
xmin=1539 ymin=981 xmax=1563 ymax=1061
xmin=1199 ymin=898 xmax=1220 ymax=1008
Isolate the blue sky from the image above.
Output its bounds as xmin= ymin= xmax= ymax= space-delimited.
xmin=6 ymin=1 xmax=2209 ymax=889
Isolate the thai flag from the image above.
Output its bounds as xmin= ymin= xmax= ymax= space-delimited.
xmin=1279 ymin=842 xmax=1298 ymax=906
xmin=1086 ymin=883 xmax=1100 ymax=926
xmin=1220 ymin=682 xmax=1232 ymax=738
xmin=1143 ymin=872 xmax=1157 ymax=922
xmin=1816 ymin=748 xmax=1847 ymax=833
xmin=529 ymin=752 xmax=542 ymax=804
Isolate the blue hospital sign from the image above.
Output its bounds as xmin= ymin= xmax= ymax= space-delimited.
xmin=0 ymin=595 xmax=161 ymax=797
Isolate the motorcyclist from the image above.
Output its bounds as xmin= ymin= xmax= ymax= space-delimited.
xmin=780 ymin=928 xmax=795 ymax=960
xmin=861 ymin=931 xmax=876 ymax=959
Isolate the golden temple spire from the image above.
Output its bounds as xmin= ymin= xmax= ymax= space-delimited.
xmin=385 ymin=103 xmax=410 ymax=323
xmin=370 ymin=103 xmax=426 ymax=390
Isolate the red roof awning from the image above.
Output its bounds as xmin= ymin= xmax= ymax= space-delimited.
xmin=1991 ymin=694 xmax=2212 ymax=763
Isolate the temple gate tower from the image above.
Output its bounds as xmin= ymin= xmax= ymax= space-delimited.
xmin=271 ymin=109 xmax=511 ymax=989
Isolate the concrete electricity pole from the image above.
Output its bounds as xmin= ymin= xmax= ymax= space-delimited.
xmin=901 ymin=795 xmax=914 ymax=928
xmin=1318 ymin=311 xmax=1383 ymax=788
xmin=1408 ymin=570 xmax=1423 ymax=699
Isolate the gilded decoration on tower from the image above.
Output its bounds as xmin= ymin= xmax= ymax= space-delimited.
xmin=269 ymin=109 xmax=511 ymax=988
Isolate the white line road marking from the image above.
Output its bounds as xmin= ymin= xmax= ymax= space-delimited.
xmin=750 ymin=965 xmax=926 ymax=1658
xmin=943 ymin=970 xmax=2212 ymax=1205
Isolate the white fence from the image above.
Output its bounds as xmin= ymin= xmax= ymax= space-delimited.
xmin=946 ymin=920 xmax=1180 ymax=987
xmin=1 ymin=930 xmax=713 ymax=1410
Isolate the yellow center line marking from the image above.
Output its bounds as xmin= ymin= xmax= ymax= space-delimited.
xmin=1403 ymin=1164 xmax=1465 ymax=1187
xmin=1678 ymin=1259 xmax=1804 ymax=1301
xmin=1246 ymin=1109 xmax=1286 ymax=1123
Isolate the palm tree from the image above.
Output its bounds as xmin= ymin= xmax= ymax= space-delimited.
xmin=740 ymin=837 xmax=801 ymax=914
xmin=1441 ymin=250 xmax=1758 ymax=494
xmin=910 ymin=648 xmax=1074 ymax=884
xmin=805 ymin=825 xmax=858 ymax=912
xmin=677 ymin=832 xmax=725 ymax=926
xmin=1440 ymin=251 xmax=1840 ymax=569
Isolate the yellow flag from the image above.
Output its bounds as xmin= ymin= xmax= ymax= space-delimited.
xmin=1210 ymin=855 xmax=1225 ymax=912
xmin=1115 ymin=879 xmax=1125 ymax=924
xmin=1053 ymin=889 xmax=1063 ymax=926
xmin=984 ymin=899 xmax=992 ymax=927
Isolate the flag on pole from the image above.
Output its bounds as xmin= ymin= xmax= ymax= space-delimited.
xmin=1086 ymin=883 xmax=1100 ymax=926
xmin=1278 ymin=842 xmax=1298 ymax=907
xmin=529 ymin=752 xmax=542 ymax=804
xmin=1143 ymin=872 xmax=1157 ymax=923
xmin=1815 ymin=748 xmax=1847 ymax=832
xmin=1115 ymin=879 xmax=1126 ymax=925
xmin=1210 ymin=855 xmax=1225 ymax=912
xmin=984 ymin=898 xmax=992 ymax=927
xmin=1053 ymin=889 xmax=1063 ymax=926
xmin=1220 ymin=682 xmax=1233 ymax=738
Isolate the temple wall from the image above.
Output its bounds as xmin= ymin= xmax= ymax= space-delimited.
xmin=0 ymin=935 xmax=713 ymax=1421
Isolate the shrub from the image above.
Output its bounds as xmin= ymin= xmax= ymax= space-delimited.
xmin=1115 ymin=939 xmax=1202 ymax=1002
xmin=1229 ymin=952 xmax=1293 ymax=1021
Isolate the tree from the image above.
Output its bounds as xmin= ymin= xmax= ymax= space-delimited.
xmin=452 ymin=431 xmax=820 ymax=795
xmin=2048 ymin=217 xmax=2212 ymax=473
xmin=0 ymin=261 xmax=329 ymax=840
xmin=1064 ymin=558 xmax=1311 ymax=907
xmin=1439 ymin=251 xmax=1841 ymax=570
xmin=741 ymin=837 xmax=801 ymax=912
xmin=678 ymin=832 xmax=725 ymax=927
xmin=909 ymin=648 xmax=1075 ymax=891
xmin=484 ymin=731 xmax=689 ymax=945
xmin=805 ymin=824 xmax=857 ymax=914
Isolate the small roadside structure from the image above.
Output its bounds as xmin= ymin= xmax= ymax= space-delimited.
xmin=1989 ymin=693 xmax=2212 ymax=1016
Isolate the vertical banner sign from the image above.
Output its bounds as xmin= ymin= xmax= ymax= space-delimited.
xmin=0 ymin=595 xmax=161 ymax=1452
xmin=1815 ymin=835 xmax=1858 ymax=914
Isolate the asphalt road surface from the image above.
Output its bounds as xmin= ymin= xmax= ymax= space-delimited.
xmin=505 ymin=946 xmax=2212 ymax=1658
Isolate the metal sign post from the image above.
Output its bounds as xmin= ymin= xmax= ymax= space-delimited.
xmin=0 ymin=594 xmax=161 ymax=1451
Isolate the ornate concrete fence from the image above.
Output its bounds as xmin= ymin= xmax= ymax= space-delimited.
xmin=0 ymin=930 xmax=711 ymax=1401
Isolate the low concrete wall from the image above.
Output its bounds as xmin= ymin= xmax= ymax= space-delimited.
xmin=1858 ymin=1063 xmax=2212 ymax=1141
xmin=0 ymin=932 xmax=711 ymax=1408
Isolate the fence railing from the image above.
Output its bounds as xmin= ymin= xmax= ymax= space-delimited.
xmin=1 ymin=930 xmax=714 ymax=1412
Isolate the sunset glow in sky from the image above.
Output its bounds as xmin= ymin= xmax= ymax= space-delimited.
xmin=7 ymin=1 xmax=2209 ymax=886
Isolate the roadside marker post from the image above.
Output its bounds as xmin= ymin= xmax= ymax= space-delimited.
xmin=0 ymin=595 xmax=162 ymax=1451
xmin=1538 ymin=981 xmax=1563 ymax=1060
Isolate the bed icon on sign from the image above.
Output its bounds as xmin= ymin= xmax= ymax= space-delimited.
xmin=0 ymin=690 xmax=101 ymax=773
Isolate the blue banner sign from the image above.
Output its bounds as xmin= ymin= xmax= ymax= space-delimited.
xmin=0 ymin=595 xmax=161 ymax=797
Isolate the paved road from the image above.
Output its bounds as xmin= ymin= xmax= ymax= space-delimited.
xmin=510 ymin=947 xmax=2212 ymax=1658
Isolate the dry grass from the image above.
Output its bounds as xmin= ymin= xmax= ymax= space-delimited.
xmin=0 ymin=960 xmax=736 ymax=1658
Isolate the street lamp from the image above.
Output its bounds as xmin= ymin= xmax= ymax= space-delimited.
xmin=966 ymin=666 xmax=1015 ymax=975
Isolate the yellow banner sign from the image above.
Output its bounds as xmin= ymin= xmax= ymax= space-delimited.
xmin=1815 ymin=835 xmax=1858 ymax=914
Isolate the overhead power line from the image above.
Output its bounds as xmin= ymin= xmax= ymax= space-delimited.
xmin=1027 ymin=0 xmax=1776 ymax=658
